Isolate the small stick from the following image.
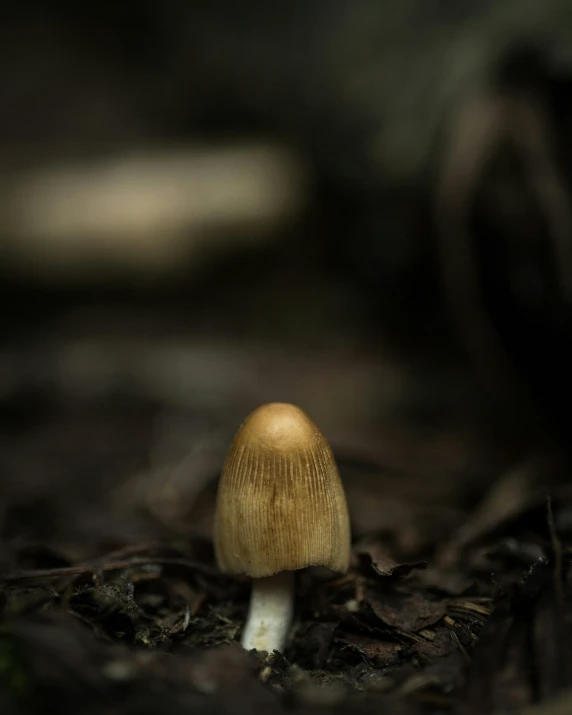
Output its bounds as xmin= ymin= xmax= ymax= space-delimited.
xmin=0 ymin=555 xmax=221 ymax=586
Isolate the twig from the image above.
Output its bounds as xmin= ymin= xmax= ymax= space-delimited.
xmin=435 ymin=81 xmax=572 ymax=398
xmin=435 ymin=88 xmax=521 ymax=397
xmin=0 ymin=555 xmax=222 ymax=586
xmin=545 ymin=494 xmax=564 ymax=609
xmin=509 ymin=96 xmax=572 ymax=300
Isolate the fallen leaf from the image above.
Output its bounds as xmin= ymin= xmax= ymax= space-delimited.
xmin=411 ymin=629 xmax=456 ymax=659
xmin=365 ymin=586 xmax=446 ymax=632
xmin=355 ymin=541 xmax=426 ymax=579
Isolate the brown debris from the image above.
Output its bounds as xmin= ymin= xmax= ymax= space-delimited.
xmin=338 ymin=635 xmax=403 ymax=668
xmin=355 ymin=541 xmax=427 ymax=580
xmin=364 ymin=587 xmax=446 ymax=633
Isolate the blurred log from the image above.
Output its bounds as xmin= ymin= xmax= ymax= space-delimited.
xmin=0 ymin=143 xmax=307 ymax=282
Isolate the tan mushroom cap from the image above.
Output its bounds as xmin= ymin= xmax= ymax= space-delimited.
xmin=214 ymin=402 xmax=351 ymax=578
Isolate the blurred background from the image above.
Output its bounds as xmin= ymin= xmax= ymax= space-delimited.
xmin=1 ymin=0 xmax=572 ymax=559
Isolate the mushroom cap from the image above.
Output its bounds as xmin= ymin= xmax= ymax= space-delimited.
xmin=214 ymin=402 xmax=351 ymax=578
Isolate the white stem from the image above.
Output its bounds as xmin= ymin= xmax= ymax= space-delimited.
xmin=241 ymin=572 xmax=294 ymax=654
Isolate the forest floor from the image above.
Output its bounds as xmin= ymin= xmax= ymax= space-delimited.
xmin=1 ymin=295 xmax=571 ymax=715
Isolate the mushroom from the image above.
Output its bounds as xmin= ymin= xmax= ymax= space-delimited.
xmin=214 ymin=402 xmax=351 ymax=654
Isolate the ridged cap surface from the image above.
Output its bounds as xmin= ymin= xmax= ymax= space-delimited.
xmin=214 ymin=403 xmax=351 ymax=578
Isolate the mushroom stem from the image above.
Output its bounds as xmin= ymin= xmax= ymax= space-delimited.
xmin=241 ymin=571 xmax=294 ymax=654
